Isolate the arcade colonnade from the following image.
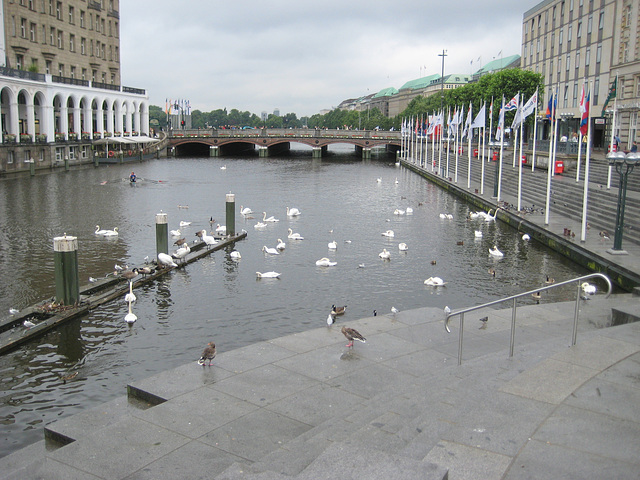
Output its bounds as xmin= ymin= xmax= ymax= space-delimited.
xmin=0 ymin=74 xmax=149 ymax=144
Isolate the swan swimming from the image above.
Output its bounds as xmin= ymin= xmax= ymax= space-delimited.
xmin=489 ymin=245 xmax=504 ymax=257
xmin=379 ymin=249 xmax=391 ymax=260
xmin=254 ymin=222 xmax=267 ymax=229
xmin=287 ymin=228 xmax=304 ymax=240
xmin=398 ymin=242 xmax=408 ymax=251
xmin=179 ymin=221 xmax=192 ymax=227
xmin=240 ymin=205 xmax=253 ymax=216
xmin=376 ymin=178 xmax=382 ymax=183
xmin=230 ymin=251 xmax=241 ymax=259
xmin=316 ymin=257 xmax=337 ymax=267
xmin=328 ymin=241 xmax=337 ymax=250
xmin=256 ymin=271 xmax=281 ymax=278
xmin=103 ymin=227 xmax=119 ymax=237
xmin=424 ymin=276 xmax=446 ymax=286
xmin=170 ymin=229 xmax=181 ymax=237
xmin=381 ymin=230 xmax=395 ymax=237
xmin=262 ymin=212 xmax=279 ymax=222
xmin=406 ymin=207 xmax=413 ymax=214
xmin=286 ymin=207 xmax=301 ymax=216
xmin=474 ymin=230 xmax=483 ymax=238
xmin=394 ymin=209 xmax=405 ymax=215
xmin=262 ymin=246 xmax=280 ymax=255
xmin=276 ymin=239 xmax=286 ymax=250
xmin=484 ymin=208 xmax=499 ymax=222
xmin=94 ymin=225 xmax=108 ymax=235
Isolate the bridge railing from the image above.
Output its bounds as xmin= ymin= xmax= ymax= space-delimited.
xmin=167 ymin=128 xmax=400 ymax=141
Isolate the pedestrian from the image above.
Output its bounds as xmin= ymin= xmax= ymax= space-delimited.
xmin=631 ymin=141 xmax=638 ymax=153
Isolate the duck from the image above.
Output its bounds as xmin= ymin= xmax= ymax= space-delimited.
xmin=286 ymin=206 xmax=301 ymax=216
xmin=489 ymin=245 xmax=504 ymax=257
xmin=276 ymin=239 xmax=286 ymax=250
xmin=179 ymin=221 xmax=192 ymax=227
xmin=170 ymin=229 xmax=181 ymax=237
xmin=103 ymin=227 xmax=119 ymax=237
xmin=342 ymin=326 xmax=366 ymax=347
xmin=379 ymin=249 xmax=391 ymax=260
xmin=424 ymin=276 xmax=446 ymax=286
xmin=488 ymin=268 xmax=496 ymax=277
xmin=177 ymin=204 xmax=189 ymax=209
xmin=94 ymin=225 xmax=108 ymax=235
xmin=316 ymin=257 xmax=337 ymax=267
xmin=545 ymin=275 xmax=555 ymax=284
xmin=174 ymin=237 xmax=187 ymax=246
xmin=198 ymin=229 xmax=217 ymax=249
xmin=254 ymin=222 xmax=267 ymax=229
xmin=331 ymin=305 xmax=347 ymax=316
xmin=215 ymin=224 xmax=226 ymax=234
xmin=398 ymin=242 xmax=408 ymax=251
xmin=256 ymin=271 xmax=281 ymax=278
xmin=522 ymin=233 xmax=531 ymax=241
xmin=581 ymin=282 xmax=596 ymax=295
xmin=531 ymin=291 xmax=542 ymax=302
xmin=262 ymin=245 xmax=280 ymax=255
xmin=240 ymin=205 xmax=253 ymax=216
xmin=474 ymin=230 xmax=483 ymax=238
xmin=262 ymin=212 xmax=279 ymax=222
xmin=198 ymin=342 xmax=216 ymax=366
xmin=381 ymin=230 xmax=395 ymax=237
xmin=172 ymin=244 xmax=190 ymax=263
xmin=158 ymin=252 xmax=178 ymax=268
xmin=230 ymin=250 xmax=241 ymax=259
xmin=287 ymin=228 xmax=304 ymax=240
xmin=430 ymin=260 xmax=437 ymax=265
xmin=328 ymin=240 xmax=337 ymax=250
xmin=138 ymin=266 xmax=154 ymax=276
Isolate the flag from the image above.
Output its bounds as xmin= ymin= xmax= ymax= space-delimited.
xmin=447 ymin=111 xmax=453 ymax=137
xmin=580 ymin=91 xmax=590 ymax=136
xmin=601 ymin=75 xmax=617 ymax=116
xmin=471 ymin=103 xmax=486 ymax=129
xmin=521 ymin=90 xmax=538 ymax=120
xmin=462 ymin=104 xmax=472 ymax=139
xmin=489 ymin=99 xmax=493 ymax=118
xmin=545 ymin=92 xmax=556 ymax=121
xmin=504 ymin=94 xmax=519 ymax=111
xmin=495 ymin=97 xmax=505 ymax=140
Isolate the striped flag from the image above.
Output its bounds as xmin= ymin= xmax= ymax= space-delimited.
xmin=504 ymin=94 xmax=519 ymax=111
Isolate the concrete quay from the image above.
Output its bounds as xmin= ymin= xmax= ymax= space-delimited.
xmin=1 ymin=293 xmax=639 ymax=479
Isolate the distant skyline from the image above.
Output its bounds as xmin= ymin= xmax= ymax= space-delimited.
xmin=120 ymin=1 xmax=534 ymax=117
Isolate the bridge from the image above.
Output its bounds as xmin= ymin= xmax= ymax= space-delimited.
xmin=166 ymin=128 xmax=401 ymax=158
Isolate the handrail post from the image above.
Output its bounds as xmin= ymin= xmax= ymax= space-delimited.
xmin=572 ymin=282 xmax=581 ymax=346
xmin=509 ymin=297 xmax=517 ymax=357
xmin=458 ymin=312 xmax=465 ymax=365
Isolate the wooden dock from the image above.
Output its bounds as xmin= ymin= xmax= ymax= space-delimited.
xmin=0 ymin=232 xmax=247 ymax=355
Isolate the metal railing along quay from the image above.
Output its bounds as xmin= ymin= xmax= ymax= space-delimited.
xmin=444 ymin=273 xmax=612 ymax=365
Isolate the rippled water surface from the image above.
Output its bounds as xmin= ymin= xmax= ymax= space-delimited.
xmin=0 ymin=145 xmax=591 ymax=457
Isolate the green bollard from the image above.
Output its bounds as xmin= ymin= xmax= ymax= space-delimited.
xmin=226 ymin=193 xmax=235 ymax=237
xmin=29 ymin=159 xmax=35 ymax=176
xmin=156 ymin=212 xmax=168 ymax=259
xmin=54 ymin=235 xmax=79 ymax=306
xmin=64 ymin=157 xmax=69 ymax=171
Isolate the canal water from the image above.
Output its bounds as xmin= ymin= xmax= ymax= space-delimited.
xmin=0 ymin=145 xmax=591 ymax=457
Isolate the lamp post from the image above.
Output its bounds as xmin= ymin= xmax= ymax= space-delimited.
xmin=606 ymin=151 xmax=640 ymax=254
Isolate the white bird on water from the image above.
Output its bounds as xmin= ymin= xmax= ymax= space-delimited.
xmin=256 ymin=271 xmax=281 ymax=278
xmin=287 ymin=228 xmax=304 ymax=240
xmin=262 ymin=212 xmax=279 ymax=222
xmin=474 ymin=230 xmax=483 ymax=238
xmin=94 ymin=225 xmax=108 ymax=235
xmin=124 ymin=300 xmax=137 ymax=324
xmin=276 ymin=239 xmax=286 ymax=250
xmin=240 ymin=205 xmax=253 ymax=216
xmin=170 ymin=229 xmax=181 ymax=237
xmin=316 ymin=257 xmax=337 ymax=267
xmin=424 ymin=276 xmax=446 ymax=286
xmin=522 ymin=233 xmax=531 ymax=241
xmin=103 ymin=227 xmax=119 ymax=237
xmin=179 ymin=221 xmax=192 ymax=227
xmin=254 ymin=222 xmax=267 ymax=229
xmin=262 ymin=246 xmax=280 ymax=255
xmin=286 ymin=207 xmax=301 ymax=216
xmin=398 ymin=242 xmax=408 ymax=251
xmin=328 ymin=241 xmax=337 ymax=250
xmin=381 ymin=230 xmax=395 ymax=237
xmin=379 ymin=249 xmax=391 ymax=260
xmin=489 ymin=245 xmax=504 ymax=257
xmin=230 ymin=251 xmax=241 ymax=259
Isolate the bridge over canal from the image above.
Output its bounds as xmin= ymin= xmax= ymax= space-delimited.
xmin=167 ymin=128 xmax=401 ymax=158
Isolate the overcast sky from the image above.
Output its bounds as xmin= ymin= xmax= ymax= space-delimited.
xmin=120 ymin=1 xmax=536 ymax=118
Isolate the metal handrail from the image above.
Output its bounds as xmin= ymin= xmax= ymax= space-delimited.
xmin=444 ymin=273 xmax=612 ymax=365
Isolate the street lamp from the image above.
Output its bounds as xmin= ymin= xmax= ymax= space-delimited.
xmin=606 ymin=150 xmax=640 ymax=254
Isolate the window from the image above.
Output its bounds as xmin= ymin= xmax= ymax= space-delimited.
xmin=594 ymin=78 xmax=600 ymax=104
xmin=115 ymin=46 xmax=119 ymax=61
xmin=573 ymin=83 xmax=578 ymax=107
xmin=45 ymin=60 xmax=51 ymax=74
xmin=81 ymin=37 xmax=85 ymax=54
xmin=95 ymin=15 xmax=100 ymax=32
xmin=570 ymin=0 xmax=574 ymax=11
xmin=69 ymin=34 xmax=74 ymax=52
xmin=82 ymin=68 xmax=86 ymax=80
xmin=16 ymin=54 xmax=23 ymax=69
xmin=557 ymin=58 xmax=562 ymax=80
xmin=619 ymin=79 xmax=625 ymax=100
xmin=58 ymin=63 xmax=64 ymax=76
xmin=89 ymin=13 xmax=92 ymax=30
xmin=70 ymin=66 xmax=75 ymax=79
xmin=577 ymin=22 xmax=582 ymax=38
xmin=68 ymin=6 xmax=74 ymax=24
xmin=50 ymin=26 xmax=55 ymax=45
xmin=566 ymin=54 xmax=571 ymax=71
xmin=20 ymin=18 xmax=27 ymax=38
xmin=553 ymin=5 xmax=556 ymax=20
xmin=537 ymin=39 xmax=540 ymax=53
xmin=89 ymin=39 xmax=93 ymax=56
xmin=57 ymin=29 xmax=62 ymax=48
xmin=564 ymin=85 xmax=569 ymax=108
xmin=587 ymin=14 xmax=593 ymax=34
xmin=568 ymin=25 xmax=572 ymax=43
xmin=585 ymin=47 xmax=591 ymax=66
xmin=575 ymin=51 xmax=580 ymax=71
xmin=49 ymin=0 xmax=53 ymax=16
xmin=41 ymin=24 xmax=46 ymax=43
xmin=80 ymin=10 xmax=85 ymax=28
xmin=559 ymin=28 xmax=563 ymax=45
xmin=596 ymin=43 xmax=602 ymax=63
xmin=636 ymin=76 xmax=640 ymax=97
xmin=599 ymin=11 xmax=604 ymax=29
xmin=56 ymin=1 xmax=61 ymax=20
xmin=30 ymin=22 xmax=36 ymax=41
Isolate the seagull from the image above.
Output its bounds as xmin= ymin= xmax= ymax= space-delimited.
xmin=341 ymin=326 xmax=366 ymax=348
xmin=114 ymin=263 xmax=124 ymax=273
xmin=198 ymin=342 xmax=216 ymax=366
xmin=9 ymin=308 xmax=19 ymax=315
xmin=479 ymin=316 xmax=488 ymax=329
xmin=581 ymin=282 xmax=596 ymax=295
xmin=23 ymin=320 xmax=36 ymax=328
xmin=391 ymin=306 xmax=399 ymax=316
xmin=327 ymin=313 xmax=336 ymax=326
xmin=89 ymin=276 xmax=98 ymax=283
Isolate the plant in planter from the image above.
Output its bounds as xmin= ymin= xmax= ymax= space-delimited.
xmin=68 ymin=133 xmax=78 ymax=141
xmin=20 ymin=133 xmax=32 ymax=143
xmin=82 ymin=132 xmax=91 ymax=140
xmin=36 ymin=134 xmax=47 ymax=143
xmin=4 ymin=134 xmax=16 ymax=143
xmin=55 ymin=132 xmax=65 ymax=141
xmin=93 ymin=131 xmax=102 ymax=139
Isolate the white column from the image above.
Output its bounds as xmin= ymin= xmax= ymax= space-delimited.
xmin=106 ymin=104 xmax=114 ymax=135
xmin=9 ymin=100 xmax=19 ymax=138
xmin=59 ymin=104 xmax=68 ymax=140
xmin=26 ymin=97 xmax=36 ymax=141
xmin=72 ymin=105 xmax=81 ymax=136
xmin=43 ymin=103 xmax=55 ymax=142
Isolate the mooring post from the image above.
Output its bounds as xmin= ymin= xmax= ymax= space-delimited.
xmin=54 ymin=235 xmax=79 ymax=306
xmin=226 ymin=193 xmax=235 ymax=237
xmin=156 ymin=211 xmax=168 ymax=259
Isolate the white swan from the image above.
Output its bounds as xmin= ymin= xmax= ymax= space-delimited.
xmin=381 ymin=230 xmax=395 ymax=237
xmin=220 ymin=165 xmax=226 ymax=170
xmin=439 ymin=213 xmax=447 ymax=219
xmin=581 ymin=282 xmax=596 ymax=295
xmin=489 ymin=245 xmax=504 ymax=257
xmin=124 ymin=301 xmax=137 ymax=324
xmin=474 ymin=230 xmax=483 ymax=238
xmin=376 ymin=178 xmax=382 ymax=183
xmin=485 ymin=208 xmax=499 ymax=222
xmin=240 ymin=205 xmax=253 ymax=216
xmin=199 ymin=229 xmax=217 ymax=248
xmin=179 ymin=221 xmax=192 ymax=227
xmin=394 ymin=209 xmax=405 ymax=215
xmin=379 ymin=249 xmax=391 ymax=260
xmin=103 ymin=227 xmax=119 ymax=237
xmin=328 ymin=241 xmax=337 ymax=250
xmin=256 ymin=271 xmax=281 ymax=278
xmin=254 ymin=222 xmax=267 ymax=229
xmin=170 ymin=229 xmax=181 ymax=237
xmin=287 ymin=228 xmax=304 ymax=240
xmin=158 ymin=252 xmax=178 ymax=268
xmin=286 ymin=207 xmax=301 ymax=216
xmin=398 ymin=242 xmax=408 ymax=251
xmin=469 ymin=211 xmax=481 ymax=220
xmin=94 ymin=225 xmax=108 ymax=235
xmin=406 ymin=207 xmax=413 ymax=214
xmin=276 ymin=239 xmax=286 ymax=250
xmin=316 ymin=257 xmax=337 ymax=267
xmin=262 ymin=212 xmax=279 ymax=222
xmin=262 ymin=245 xmax=280 ymax=255
xmin=395 ymin=177 xmax=399 ymax=184
xmin=230 ymin=251 xmax=241 ymax=259
xmin=172 ymin=244 xmax=190 ymax=263
xmin=522 ymin=233 xmax=531 ymax=241
xmin=215 ymin=224 xmax=226 ymax=234
xmin=424 ymin=276 xmax=446 ymax=286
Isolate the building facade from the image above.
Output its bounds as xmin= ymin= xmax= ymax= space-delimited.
xmin=0 ymin=0 xmax=149 ymax=174
xmin=522 ymin=0 xmax=639 ymax=150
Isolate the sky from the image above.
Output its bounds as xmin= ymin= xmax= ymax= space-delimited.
xmin=120 ymin=1 xmax=537 ymax=118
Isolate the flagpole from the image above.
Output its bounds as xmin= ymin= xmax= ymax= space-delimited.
xmin=517 ymin=93 xmax=524 ymax=211
xmin=467 ymin=104 xmax=472 ymax=189
xmin=607 ymin=90 xmax=617 ymax=189
xmin=446 ymin=107 xmax=451 ymax=178
xmin=438 ymin=111 xmax=443 ymax=176
xmin=497 ymin=96 xmax=505 ymax=202
xmin=576 ymin=80 xmax=586 ymax=182
xmin=481 ymin=102 xmax=486 ymax=195
xmin=532 ymin=89 xmax=539 ymax=172
xmin=431 ymin=114 xmax=436 ymax=172
xmin=455 ymin=106 xmax=460 ymax=183
xmin=545 ymin=86 xmax=558 ymax=225
xmin=581 ymin=81 xmax=593 ymax=242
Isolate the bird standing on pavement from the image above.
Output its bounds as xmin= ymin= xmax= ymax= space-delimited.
xmin=479 ymin=316 xmax=488 ymax=329
xmin=198 ymin=342 xmax=216 ymax=366
xmin=341 ymin=326 xmax=366 ymax=348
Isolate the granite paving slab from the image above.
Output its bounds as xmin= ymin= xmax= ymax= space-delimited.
xmin=423 ymin=439 xmax=511 ymax=480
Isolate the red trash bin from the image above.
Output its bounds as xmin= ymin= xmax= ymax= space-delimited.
xmin=473 ymin=148 xmax=479 ymax=157
xmin=521 ymin=154 xmax=527 ymax=165
xmin=554 ymin=160 xmax=564 ymax=174
xmin=492 ymin=151 xmax=498 ymax=161
xmin=458 ymin=147 xmax=464 ymax=154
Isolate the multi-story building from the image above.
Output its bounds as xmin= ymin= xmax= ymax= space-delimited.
xmin=0 ymin=0 xmax=149 ymax=174
xmin=522 ymin=0 xmax=639 ymax=150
